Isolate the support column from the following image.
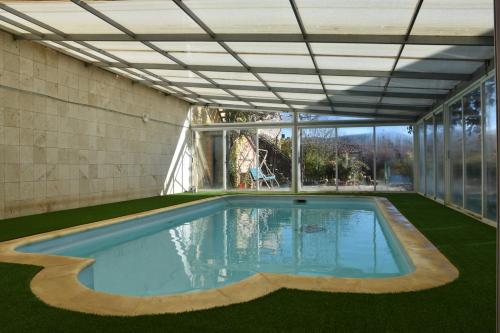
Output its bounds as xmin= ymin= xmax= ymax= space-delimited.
xmin=222 ymin=130 xmax=227 ymax=191
xmin=494 ymin=0 xmax=500 ymax=331
xmin=292 ymin=112 xmax=299 ymax=193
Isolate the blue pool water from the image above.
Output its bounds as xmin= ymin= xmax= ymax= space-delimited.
xmin=18 ymin=196 xmax=414 ymax=296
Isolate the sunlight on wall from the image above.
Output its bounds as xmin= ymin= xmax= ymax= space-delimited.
xmin=161 ymin=116 xmax=192 ymax=195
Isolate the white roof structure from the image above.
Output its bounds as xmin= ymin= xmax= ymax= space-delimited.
xmin=0 ymin=0 xmax=494 ymax=121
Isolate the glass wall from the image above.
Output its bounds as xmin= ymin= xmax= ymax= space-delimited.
xmin=194 ymin=131 xmax=224 ymax=190
xmin=417 ymin=124 xmax=425 ymax=193
xmin=226 ymin=129 xmax=257 ymax=190
xmin=376 ymin=126 xmax=414 ymax=191
xmin=416 ymin=72 xmax=497 ymax=223
xmin=337 ymin=127 xmax=374 ymax=191
xmin=424 ymin=117 xmax=435 ymax=197
xmin=258 ymin=128 xmax=292 ymax=191
xmin=435 ymin=112 xmax=445 ymax=200
xmin=301 ymin=128 xmax=337 ymax=190
xmin=463 ymin=87 xmax=482 ymax=214
xmin=449 ymin=100 xmax=464 ymax=207
xmin=483 ymin=77 xmax=497 ymax=221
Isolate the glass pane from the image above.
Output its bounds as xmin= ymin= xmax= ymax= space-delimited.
xmin=396 ymin=59 xmax=483 ymax=74
xmin=316 ymin=56 xmax=395 ymax=71
xmin=425 ymin=118 xmax=435 ymax=197
xmin=226 ymin=129 xmax=257 ymax=190
xmin=435 ymin=112 xmax=445 ymax=200
xmin=417 ymin=124 xmax=425 ymax=193
xmin=376 ymin=126 xmax=414 ymax=191
xmin=449 ymin=100 xmax=463 ymax=206
xmin=402 ymin=45 xmax=493 ymax=61
xmin=194 ymin=131 xmax=224 ymax=190
xmin=300 ymin=128 xmax=337 ymax=191
xmin=337 ymin=127 xmax=374 ymax=191
xmin=463 ymin=87 xmax=482 ymax=214
xmin=411 ymin=0 xmax=493 ymax=36
xmin=295 ymin=0 xmax=418 ymax=35
xmin=311 ymin=43 xmax=400 ymax=57
xmin=257 ymin=128 xmax=292 ymax=191
xmin=483 ymin=77 xmax=497 ymax=221
xmin=183 ymin=0 xmax=300 ymax=33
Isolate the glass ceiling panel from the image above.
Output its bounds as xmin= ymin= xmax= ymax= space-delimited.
xmin=6 ymin=1 xmax=124 ymax=34
xmin=169 ymin=52 xmax=242 ymax=66
xmin=147 ymin=69 xmax=206 ymax=82
xmin=182 ymin=0 xmax=301 ymax=33
xmin=280 ymin=92 xmax=327 ymax=102
xmin=43 ymin=41 xmax=100 ymax=62
xmin=325 ymin=84 xmax=384 ymax=92
xmin=188 ymin=87 xmax=232 ymax=97
xmin=322 ymin=76 xmax=388 ymax=87
xmin=253 ymin=102 xmax=290 ymax=109
xmin=411 ymin=0 xmax=493 ymax=36
xmin=330 ymin=95 xmax=380 ymax=103
xmin=259 ymin=73 xmax=321 ymax=84
xmin=213 ymin=79 xmax=265 ymax=87
xmin=396 ymin=59 xmax=483 ymax=74
xmin=152 ymin=85 xmax=178 ymax=94
xmin=91 ymin=0 xmax=206 ymax=34
xmin=104 ymin=50 xmax=175 ymax=64
xmin=381 ymin=97 xmax=434 ymax=106
xmin=239 ymin=54 xmax=315 ymax=69
xmin=266 ymin=82 xmax=324 ymax=90
xmin=389 ymin=78 xmax=459 ymax=90
xmin=64 ymin=42 xmax=117 ymax=62
xmin=0 ymin=9 xmax=52 ymax=34
xmin=200 ymin=71 xmax=258 ymax=81
xmin=229 ymin=90 xmax=278 ymax=99
xmin=300 ymin=113 xmax=374 ymax=121
xmin=227 ymin=42 xmax=309 ymax=55
xmin=316 ymin=56 xmax=395 ymax=71
xmin=334 ymin=107 xmax=375 ymax=114
xmin=385 ymin=87 xmax=448 ymax=95
xmin=295 ymin=0 xmax=418 ymax=34
xmin=212 ymin=100 xmax=250 ymax=106
xmin=0 ymin=20 xmax=29 ymax=34
xmin=311 ymin=43 xmax=401 ymax=57
xmin=293 ymin=105 xmax=332 ymax=111
xmin=402 ymin=45 xmax=494 ymax=60
xmin=127 ymin=68 xmax=161 ymax=81
xmin=153 ymin=42 xmax=226 ymax=53
xmin=108 ymin=67 xmax=144 ymax=81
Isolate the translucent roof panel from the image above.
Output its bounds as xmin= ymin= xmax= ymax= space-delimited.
xmin=187 ymin=87 xmax=232 ymax=97
xmin=0 ymin=9 xmax=52 ymax=34
xmin=253 ymin=102 xmax=290 ymax=109
xmin=330 ymin=95 xmax=380 ymax=103
xmin=316 ymin=56 xmax=395 ymax=71
xmin=182 ymin=0 xmax=301 ymax=33
xmin=333 ymin=107 xmax=376 ymax=114
xmin=84 ymin=42 xmax=176 ymax=63
xmin=322 ymin=76 xmax=388 ymax=87
xmin=396 ymin=58 xmax=483 ymax=74
xmin=6 ymin=1 xmax=124 ymax=34
xmin=381 ymin=97 xmax=434 ymax=106
xmin=267 ymin=82 xmax=324 ymax=90
xmin=212 ymin=100 xmax=250 ymax=106
xmin=326 ymin=85 xmax=384 ymax=92
xmin=385 ymin=87 xmax=448 ymax=95
xmin=227 ymin=42 xmax=309 ymax=55
xmin=280 ymin=92 xmax=328 ymax=102
xmin=213 ymin=79 xmax=265 ymax=87
xmin=295 ymin=0 xmax=418 ymax=34
xmin=200 ymin=71 xmax=258 ymax=81
xmin=91 ymin=0 xmax=206 ymax=34
xmin=229 ymin=90 xmax=278 ymax=99
xmin=108 ymin=67 xmax=144 ymax=81
xmin=153 ymin=42 xmax=226 ymax=53
xmin=411 ymin=0 xmax=493 ymax=36
xmin=43 ymin=41 xmax=101 ymax=63
xmin=389 ymin=78 xmax=459 ymax=90
xmin=147 ymin=69 xmax=211 ymax=84
xmin=311 ymin=43 xmax=401 ymax=57
xmin=402 ymin=45 xmax=494 ymax=61
xmin=259 ymin=73 xmax=321 ymax=84
xmin=293 ymin=105 xmax=332 ymax=111
xmin=240 ymin=54 xmax=315 ymax=69
xmin=169 ymin=52 xmax=242 ymax=66
xmin=64 ymin=42 xmax=118 ymax=62
xmin=0 ymin=20 xmax=30 ymax=34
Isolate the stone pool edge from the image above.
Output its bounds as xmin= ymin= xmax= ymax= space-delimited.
xmin=0 ymin=195 xmax=459 ymax=316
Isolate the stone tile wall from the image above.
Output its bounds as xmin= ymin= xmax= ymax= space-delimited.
xmin=0 ymin=30 xmax=192 ymax=219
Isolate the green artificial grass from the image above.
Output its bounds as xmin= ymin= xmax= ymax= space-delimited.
xmin=0 ymin=193 xmax=495 ymax=332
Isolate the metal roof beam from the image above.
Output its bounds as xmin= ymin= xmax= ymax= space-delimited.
xmin=99 ymin=62 xmax=470 ymax=80
xmin=15 ymin=33 xmax=494 ymax=46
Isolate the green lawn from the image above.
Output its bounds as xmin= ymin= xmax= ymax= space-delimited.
xmin=0 ymin=193 xmax=495 ymax=332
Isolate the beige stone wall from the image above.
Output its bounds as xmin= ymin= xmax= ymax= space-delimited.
xmin=0 ymin=30 xmax=192 ymax=219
